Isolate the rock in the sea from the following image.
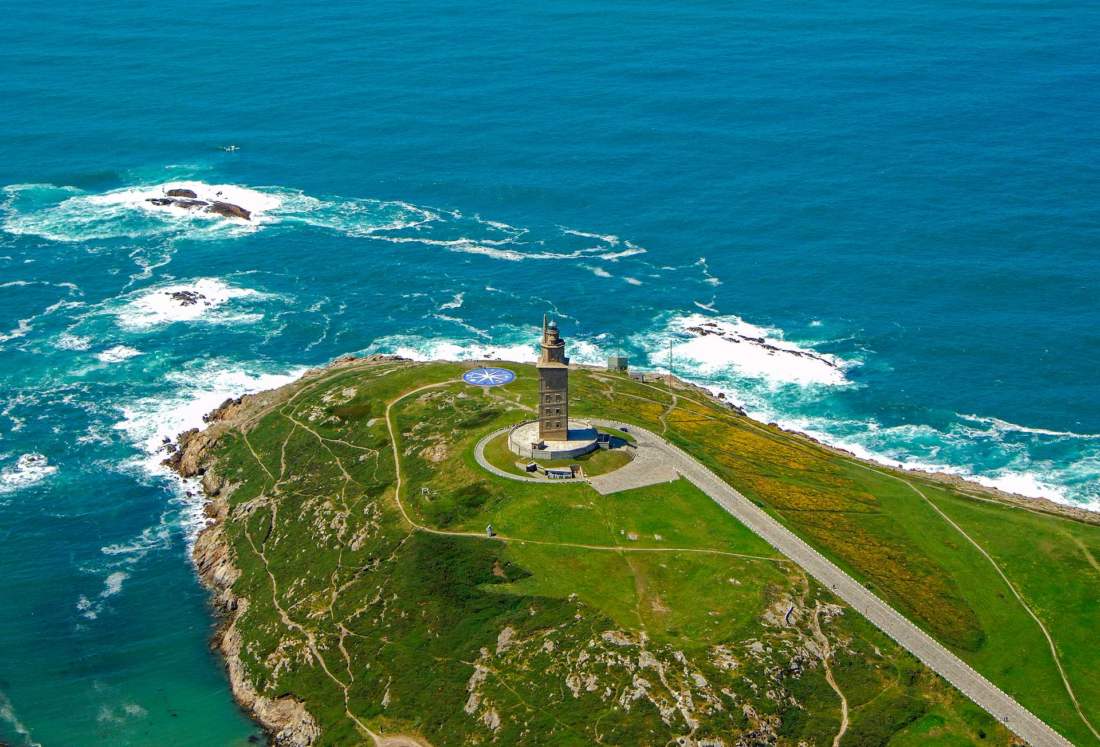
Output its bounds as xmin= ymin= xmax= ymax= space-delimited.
xmin=145 ymin=196 xmax=251 ymax=221
xmin=168 ymin=290 xmax=207 ymax=306
xmin=208 ymin=201 xmax=251 ymax=220
xmin=166 ymin=188 xmax=199 ymax=198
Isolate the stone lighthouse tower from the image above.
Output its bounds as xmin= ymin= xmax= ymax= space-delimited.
xmin=537 ymin=315 xmax=570 ymax=441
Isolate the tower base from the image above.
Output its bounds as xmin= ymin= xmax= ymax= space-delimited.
xmin=508 ymin=420 xmax=599 ymax=460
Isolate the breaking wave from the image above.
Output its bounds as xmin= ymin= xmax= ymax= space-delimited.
xmin=95 ymin=345 xmax=142 ymax=363
xmin=0 ymin=690 xmax=40 ymax=747
xmin=658 ymin=313 xmax=855 ymax=389
xmin=366 ymin=315 xmax=1099 ymax=509
xmin=112 ymin=359 xmax=306 ymax=543
xmin=1 ymin=179 xmax=651 ymax=271
xmin=110 ymin=277 xmax=268 ymax=329
xmin=0 ymin=453 xmax=58 ymax=496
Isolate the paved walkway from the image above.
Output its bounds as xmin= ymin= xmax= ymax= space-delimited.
xmin=581 ymin=419 xmax=1071 ymax=747
xmin=473 ymin=426 xmax=677 ymax=493
xmin=473 ymin=429 xmax=554 ymax=483
xmin=588 ymin=427 xmax=678 ymax=495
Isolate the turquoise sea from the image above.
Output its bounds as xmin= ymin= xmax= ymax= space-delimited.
xmin=1 ymin=1 xmax=1098 ymax=744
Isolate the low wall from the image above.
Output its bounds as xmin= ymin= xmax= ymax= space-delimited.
xmin=507 ymin=420 xmax=599 ymax=460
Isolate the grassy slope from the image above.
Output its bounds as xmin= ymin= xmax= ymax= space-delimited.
xmin=391 ymin=369 xmax=1004 ymax=745
xmin=201 ymin=359 xmax=1023 ymax=746
xmin=568 ymin=367 xmax=1100 ymax=746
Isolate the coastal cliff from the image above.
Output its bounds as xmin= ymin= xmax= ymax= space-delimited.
xmin=172 ymin=405 xmax=321 ymax=746
xmin=167 ymin=355 xmax=404 ymax=746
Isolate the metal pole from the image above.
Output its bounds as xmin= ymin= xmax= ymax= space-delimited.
xmin=667 ymin=337 xmax=673 ymax=387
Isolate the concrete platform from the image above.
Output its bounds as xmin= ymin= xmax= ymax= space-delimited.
xmin=586 ymin=422 xmax=679 ymax=495
xmin=508 ymin=419 xmax=599 ymax=460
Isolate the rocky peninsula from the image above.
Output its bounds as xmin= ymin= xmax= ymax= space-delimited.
xmin=166 ymin=356 xmax=1098 ymax=746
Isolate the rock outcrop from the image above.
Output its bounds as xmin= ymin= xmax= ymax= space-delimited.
xmin=168 ymin=290 xmax=208 ymax=307
xmin=147 ymin=195 xmax=252 ymax=221
xmin=163 ymin=353 xmax=411 ymax=746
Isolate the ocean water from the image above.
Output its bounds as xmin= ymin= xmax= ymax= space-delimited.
xmin=1 ymin=1 xmax=1098 ymax=744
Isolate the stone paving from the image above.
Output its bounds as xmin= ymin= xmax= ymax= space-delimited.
xmin=587 ymin=424 xmax=678 ymax=495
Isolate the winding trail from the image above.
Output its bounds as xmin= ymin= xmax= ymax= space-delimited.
xmin=811 ymin=603 xmax=849 ymax=747
xmin=886 ymin=470 xmax=1100 ymax=743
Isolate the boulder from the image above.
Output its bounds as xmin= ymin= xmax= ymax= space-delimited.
xmin=166 ymin=188 xmax=199 ymax=198
xmin=208 ymin=201 xmax=251 ymax=220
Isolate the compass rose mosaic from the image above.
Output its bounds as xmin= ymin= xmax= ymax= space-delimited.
xmin=462 ymin=367 xmax=516 ymax=387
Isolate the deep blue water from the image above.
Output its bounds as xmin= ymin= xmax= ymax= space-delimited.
xmin=1 ymin=1 xmax=1098 ymax=744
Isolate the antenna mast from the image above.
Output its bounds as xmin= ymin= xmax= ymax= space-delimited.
xmin=667 ymin=337 xmax=673 ymax=387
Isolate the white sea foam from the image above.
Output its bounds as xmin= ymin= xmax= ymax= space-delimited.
xmin=114 ymin=362 xmax=306 ymax=478
xmin=89 ymin=181 xmax=281 ymax=222
xmin=439 ymin=292 xmax=465 ymax=310
xmin=96 ymin=345 xmax=142 ymax=363
xmin=1 ymin=180 xmax=434 ymax=244
xmin=2 ymin=182 xmax=259 ymax=242
xmin=369 ymin=333 xmax=538 ymax=364
xmin=598 ymin=244 xmax=647 ymax=261
xmin=584 ymin=265 xmax=613 ymax=278
xmin=623 ymin=276 xmax=643 ymax=286
xmin=101 ymin=571 xmax=128 ymax=597
xmin=431 ymin=314 xmax=491 ymax=339
xmin=112 ymin=278 xmax=265 ymax=329
xmin=664 ymin=313 xmax=853 ymax=388
xmin=111 ymin=360 xmax=306 ymax=546
xmin=971 ymin=471 xmax=1071 ymax=502
xmin=0 ymin=691 xmax=41 ymax=747
xmin=958 ymin=413 xmax=1100 ymax=440
xmin=96 ymin=702 xmax=148 ymax=725
xmin=2 ymin=180 xmax=659 ymax=286
xmin=100 ymin=514 xmax=172 ymax=561
xmin=56 ymin=332 xmax=93 ymax=351
xmin=75 ymin=571 xmax=131 ymax=621
xmin=696 ymin=256 xmax=722 ymax=286
xmin=0 ymin=453 xmax=58 ymax=495
xmin=562 ymin=228 xmax=620 ymax=245
xmin=370 ymin=235 xmax=590 ymax=263
xmin=0 ymin=318 xmax=33 ymax=344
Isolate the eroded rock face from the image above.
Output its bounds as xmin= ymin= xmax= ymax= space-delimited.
xmin=164 ymin=356 xmax=416 ymax=747
xmin=208 ymin=201 xmax=251 ymax=220
xmin=162 ymin=427 xmax=213 ymax=477
xmin=219 ymin=599 xmax=321 ymax=747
